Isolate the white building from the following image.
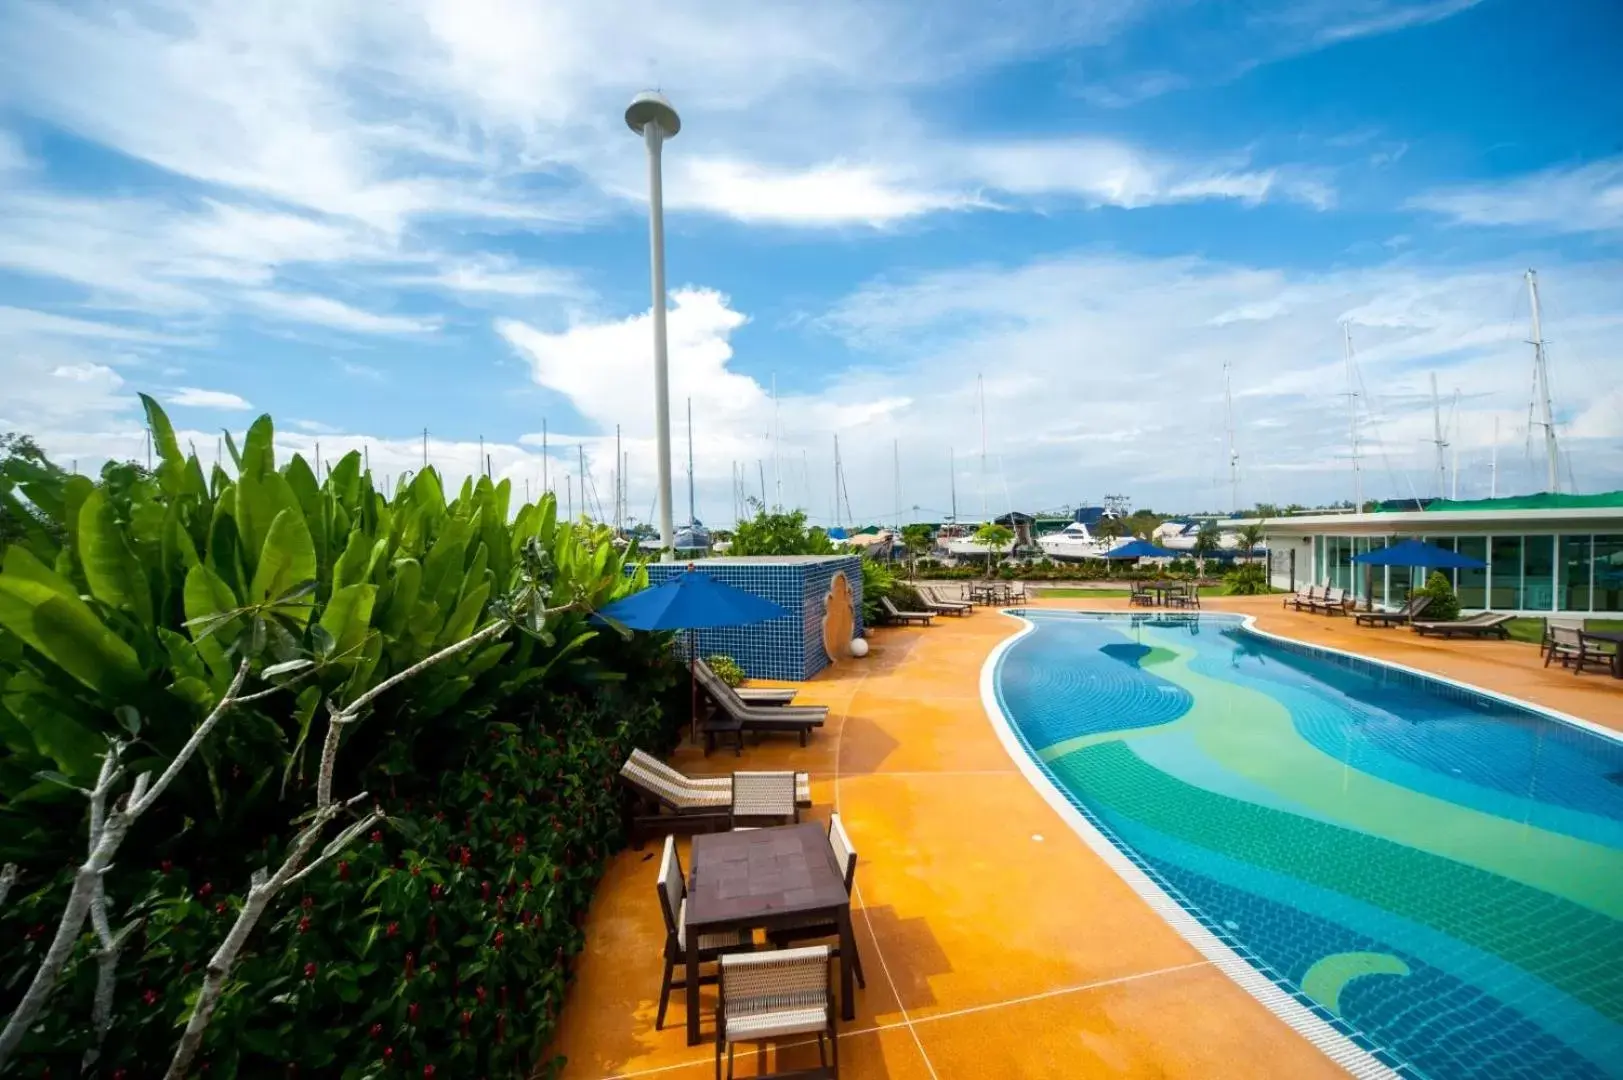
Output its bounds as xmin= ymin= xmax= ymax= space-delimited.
xmin=1240 ymin=503 xmax=1623 ymax=617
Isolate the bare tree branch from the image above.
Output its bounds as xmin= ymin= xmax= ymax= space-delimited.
xmin=0 ymin=660 xmax=253 ymax=1072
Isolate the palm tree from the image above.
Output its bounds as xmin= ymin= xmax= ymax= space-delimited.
xmin=1191 ymin=519 xmax=1222 ymax=577
xmin=1237 ymin=522 xmax=1266 ymax=564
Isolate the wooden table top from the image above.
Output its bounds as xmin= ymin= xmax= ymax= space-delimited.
xmin=687 ymin=822 xmax=847 ymax=928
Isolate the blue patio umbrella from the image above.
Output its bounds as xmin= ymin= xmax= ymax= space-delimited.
xmin=1101 ymin=538 xmax=1181 ymax=560
xmin=1350 ymin=538 xmax=1485 ymax=612
xmin=1351 ymin=537 xmax=1486 ymax=569
xmin=596 ymin=569 xmax=791 ymax=741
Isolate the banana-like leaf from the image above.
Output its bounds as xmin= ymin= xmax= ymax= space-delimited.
xmin=139 ymin=392 xmax=188 ymax=496
xmin=241 ymin=414 xmax=276 ymax=480
xmin=234 ymin=468 xmax=302 ymax=580
xmin=377 ymin=558 xmax=421 ymax=639
xmin=3 ymin=545 xmax=76 ymax=600
xmin=77 ymin=487 xmax=155 ymax=628
xmin=0 ymin=576 xmax=145 ymax=698
xmin=182 ymin=563 xmax=241 ymax=678
xmin=332 ymin=529 xmax=373 ymax=592
xmin=420 ymin=516 xmax=469 ymax=613
xmin=320 ymin=583 xmax=377 ymax=662
xmin=2 ymin=681 xmax=104 ymax=783
xmin=246 ymin=509 xmax=318 ymax=626
xmin=435 ymin=582 xmax=489 ymax=649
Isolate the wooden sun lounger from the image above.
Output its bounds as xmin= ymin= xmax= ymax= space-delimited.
xmin=1354 ymin=595 xmax=1431 ymax=627
xmin=1305 ymin=588 xmax=1348 ymax=615
xmin=1285 ymin=585 xmax=1321 ymax=611
xmin=880 ymin=596 xmax=933 ymax=626
xmin=916 ymin=585 xmax=970 ymax=616
xmin=619 ymin=748 xmax=812 ymax=845
xmin=692 ymin=658 xmax=799 ymax=706
xmin=1412 ymin=612 xmax=1513 ymax=639
xmin=694 ymin=662 xmax=828 ymax=746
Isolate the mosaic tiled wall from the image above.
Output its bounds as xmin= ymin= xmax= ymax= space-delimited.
xmin=644 ymin=556 xmax=863 ymax=681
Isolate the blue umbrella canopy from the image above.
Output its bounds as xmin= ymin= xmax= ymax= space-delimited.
xmin=1101 ymin=538 xmax=1181 ymax=560
xmin=595 ymin=569 xmax=790 ymax=630
xmin=1352 ymin=538 xmax=1486 ymax=569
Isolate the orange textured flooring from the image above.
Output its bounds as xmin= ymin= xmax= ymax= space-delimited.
xmin=547 ymin=593 xmax=1622 ymax=1078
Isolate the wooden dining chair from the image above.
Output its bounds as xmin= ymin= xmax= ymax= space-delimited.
xmin=766 ymin=814 xmax=864 ymax=989
xmin=716 ymin=946 xmax=836 ymax=1079
xmin=654 ymin=836 xmax=753 ymax=1031
xmin=730 ymin=771 xmax=798 ymax=829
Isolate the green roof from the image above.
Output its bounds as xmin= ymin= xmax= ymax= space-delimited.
xmin=1421 ymin=491 xmax=1623 ymax=512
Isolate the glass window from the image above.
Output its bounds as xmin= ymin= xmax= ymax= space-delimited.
xmin=1313 ymin=536 xmax=1324 ymax=585
xmin=1490 ymin=536 xmax=1522 ymax=609
xmin=1523 ymin=536 xmax=1556 ymax=612
xmin=1457 ymin=536 xmax=1488 ymax=610
xmin=1558 ymin=536 xmax=1592 ymax=612
xmin=1333 ymin=537 xmax=1353 ymax=592
xmin=1368 ymin=536 xmax=1388 ymax=606
xmin=1595 ymin=535 xmax=1623 ymax=613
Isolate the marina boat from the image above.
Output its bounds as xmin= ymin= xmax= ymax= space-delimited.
xmin=1036 ymin=521 xmax=1110 ymax=562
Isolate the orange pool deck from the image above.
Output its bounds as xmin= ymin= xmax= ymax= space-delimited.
xmin=548 ymin=594 xmax=1623 ymax=1079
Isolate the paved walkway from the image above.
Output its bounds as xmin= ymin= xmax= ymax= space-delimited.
xmin=548 ymin=595 xmax=1621 ymax=1078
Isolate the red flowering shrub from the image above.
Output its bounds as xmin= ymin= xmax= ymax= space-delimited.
xmin=0 ymin=684 xmax=680 ymax=1077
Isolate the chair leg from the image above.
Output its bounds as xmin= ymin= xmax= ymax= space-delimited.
xmin=830 ymin=1018 xmax=840 ymax=1079
xmin=850 ymin=939 xmax=866 ymax=989
xmin=817 ymin=1033 xmax=827 ymax=1068
xmin=656 ymin=952 xmax=675 ymax=1030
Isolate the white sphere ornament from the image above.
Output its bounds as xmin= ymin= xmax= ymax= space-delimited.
xmin=848 ymin=637 xmax=870 ymax=658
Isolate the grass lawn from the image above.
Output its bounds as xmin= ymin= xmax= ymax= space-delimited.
xmin=1504 ymin=616 xmax=1623 ymax=644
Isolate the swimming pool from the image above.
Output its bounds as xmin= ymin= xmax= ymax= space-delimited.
xmin=988 ymin=611 xmax=1623 ymax=1080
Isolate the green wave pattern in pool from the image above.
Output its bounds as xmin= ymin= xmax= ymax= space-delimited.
xmin=994 ymin=612 xmax=1623 ymax=1080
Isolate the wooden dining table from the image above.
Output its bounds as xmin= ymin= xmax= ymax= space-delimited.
xmin=682 ymin=822 xmax=856 ymax=1045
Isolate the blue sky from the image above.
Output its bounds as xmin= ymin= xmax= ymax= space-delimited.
xmin=1 ymin=0 xmax=1619 ymax=523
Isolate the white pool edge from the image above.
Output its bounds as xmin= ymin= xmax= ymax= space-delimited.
xmin=979 ymin=609 xmax=1402 ymax=1079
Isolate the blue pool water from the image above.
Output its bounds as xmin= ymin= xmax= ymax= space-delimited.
xmin=992 ymin=611 xmax=1623 ymax=1080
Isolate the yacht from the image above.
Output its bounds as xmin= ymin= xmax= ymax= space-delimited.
xmin=1037 ymin=521 xmax=1109 ymax=562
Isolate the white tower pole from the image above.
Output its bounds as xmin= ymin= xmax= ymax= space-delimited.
xmin=1526 ymin=269 xmax=1560 ymax=493
xmin=1223 ymin=359 xmax=1239 ymax=514
xmin=626 ymin=92 xmax=682 ymax=559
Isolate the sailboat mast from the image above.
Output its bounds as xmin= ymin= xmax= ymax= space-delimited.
xmin=616 ymin=424 xmax=623 ymax=533
xmin=1527 ymin=269 xmax=1560 ymax=493
xmin=771 ymin=374 xmax=782 ymax=511
xmin=1342 ymin=323 xmax=1361 ymax=511
xmin=978 ymin=373 xmax=988 ymax=520
xmin=1223 ymin=360 xmax=1239 ymax=514
xmin=1490 ymin=417 xmax=1499 ymax=498
xmin=1449 ymin=392 xmax=1460 ymax=500
xmin=542 ymin=419 xmax=548 ymax=495
xmin=949 ymin=447 xmax=957 ymax=524
xmin=1430 ymin=373 xmax=1448 ymax=499
xmin=893 ymin=440 xmax=901 ymax=534
xmin=686 ymin=398 xmax=695 ymax=527
xmin=833 ymin=435 xmax=842 ymax=531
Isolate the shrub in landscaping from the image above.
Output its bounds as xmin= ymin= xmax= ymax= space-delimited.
xmin=705 ymin=654 xmax=744 ymax=687
xmin=1417 ymin=570 xmax=1461 ymax=621
xmin=1222 ymin=563 xmax=1270 ymax=595
xmin=0 ymin=398 xmax=678 ymax=1076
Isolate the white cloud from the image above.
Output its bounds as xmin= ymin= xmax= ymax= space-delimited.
xmin=0 ymin=306 xmax=188 ymax=344
xmin=406 ymin=256 xmax=583 ymax=299
xmin=669 ymin=159 xmax=977 ymax=227
xmin=1408 ymin=158 xmax=1623 ymax=236
xmin=292 ymin=418 xmax=342 ymax=434
xmin=168 ymin=387 xmax=253 ymax=410
xmin=0 ymin=130 xmax=26 ymax=170
xmin=243 ymin=292 xmax=441 ymax=335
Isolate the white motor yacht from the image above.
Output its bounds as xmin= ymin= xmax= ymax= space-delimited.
xmin=1037 ymin=521 xmax=1110 ymax=562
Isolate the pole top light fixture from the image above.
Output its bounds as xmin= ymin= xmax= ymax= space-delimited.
xmin=625 ymin=91 xmax=680 ymax=138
